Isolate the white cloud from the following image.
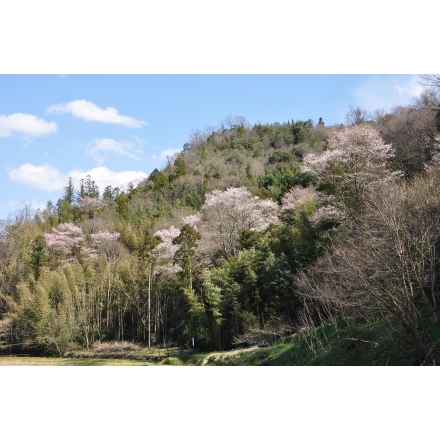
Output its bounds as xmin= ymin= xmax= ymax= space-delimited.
xmin=8 ymin=163 xmax=148 ymax=193
xmin=153 ymin=148 xmax=181 ymax=163
xmin=0 ymin=113 xmax=57 ymax=137
xmin=86 ymin=137 xmax=145 ymax=164
xmin=68 ymin=166 xmax=147 ymax=191
xmin=8 ymin=163 xmax=66 ymax=191
xmin=47 ymin=99 xmax=146 ymax=128
xmin=352 ymin=75 xmax=424 ymax=111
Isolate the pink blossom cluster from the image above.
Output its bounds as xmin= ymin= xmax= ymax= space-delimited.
xmin=77 ymin=196 xmax=102 ymax=210
xmin=81 ymin=246 xmax=99 ymax=260
xmin=153 ymin=226 xmax=181 ymax=251
xmin=44 ymin=223 xmax=84 ymax=255
xmin=182 ymin=214 xmax=201 ymax=229
xmin=44 ymin=223 xmax=122 ymax=261
xmin=302 ymin=149 xmax=347 ymax=176
xmin=90 ymin=231 xmax=120 ymax=245
xmin=302 ymin=125 xmax=394 ymax=179
xmin=281 ymin=187 xmax=318 ymax=213
xmin=201 ymin=187 xmax=279 ymax=256
xmin=327 ymin=125 xmax=393 ymax=160
xmin=310 ymin=205 xmax=345 ymax=227
xmin=86 ymin=230 xmax=122 ymax=261
xmin=202 ymin=187 xmax=278 ymax=233
xmin=151 ymin=226 xmax=183 ymax=274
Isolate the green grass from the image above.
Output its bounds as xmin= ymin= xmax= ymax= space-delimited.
xmin=193 ymin=316 xmax=438 ymax=366
xmin=2 ymin=314 xmax=440 ymax=366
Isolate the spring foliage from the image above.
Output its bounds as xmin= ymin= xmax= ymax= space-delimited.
xmin=2 ymin=101 xmax=440 ymax=361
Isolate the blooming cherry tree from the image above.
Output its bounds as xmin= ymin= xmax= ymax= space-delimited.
xmin=182 ymin=214 xmax=201 ymax=230
xmin=90 ymin=231 xmax=121 ymax=261
xmin=302 ymin=125 xmax=397 ymax=212
xmin=150 ymin=226 xmax=183 ymax=275
xmin=44 ymin=223 xmax=85 ymax=257
xmin=44 ymin=223 xmax=122 ymax=262
xmin=281 ymin=186 xmax=318 ymax=216
xmin=78 ymin=196 xmax=102 ymax=211
xmin=201 ymin=187 xmax=279 ymax=257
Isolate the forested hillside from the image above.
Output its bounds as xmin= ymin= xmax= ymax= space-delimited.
xmin=1 ymin=75 xmax=440 ymax=365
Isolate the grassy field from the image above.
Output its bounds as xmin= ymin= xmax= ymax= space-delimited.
xmin=0 ymin=341 xmax=189 ymax=366
xmin=0 ymin=356 xmax=152 ymax=366
xmin=1 ymin=315 xmax=438 ymax=366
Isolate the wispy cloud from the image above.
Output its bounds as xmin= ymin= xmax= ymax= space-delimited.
xmin=0 ymin=113 xmax=57 ymax=137
xmin=7 ymin=199 xmax=48 ymax=216
xmin=47 ymin=99 xmax=147 ymax=128
xmin=393 ymin=76 xmax=424 ymax=100
xmin=351 ymin=75 xmax=424 ymax=111
xmin=86 ymin=137 xmax=145 ymax=164
xmin=8 ymin=163 xmax=147 ymax=192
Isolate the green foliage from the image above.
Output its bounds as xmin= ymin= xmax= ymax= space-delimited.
xmin=102 ymin=185 xmax=121 ymax=202
xmin=56 ymin=198 xmax=75 ymax=223
xmin=30 ymin=235 xmax=48 ymax=280
xmin=64 ymin=177 xmax=75 ymax=204
xmin=271 ymin=209 xmax=319 ymax=273
xmin=172 ymin=224 xmax=201 ymax=288
xmin=180 ymin=287 xmax=210 ymax=350
xmin=195 ymin=317 xmax=417 ymax=366
xmin=149 ymin=169 xmax=170 ymax=190
xmin=115 ymin=192 xmax=130 ymax=216
xmin=259 ymin=161 xmax=301 ymax=201
xmin=292 ymin=120 xmax=313 ymax=144
xmin=79 ymin=175 xmax=100 ymax=199
xmin=173 ymin=155 xmax=187 ymax=178
xmin=268 ymin=150 xmax=294 ymax=164
xmin=200 ymin=270 xmax=223 ymax=349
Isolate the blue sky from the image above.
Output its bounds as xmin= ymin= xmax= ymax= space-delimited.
xmin=0 ymin=74 xmax=425 ymax=220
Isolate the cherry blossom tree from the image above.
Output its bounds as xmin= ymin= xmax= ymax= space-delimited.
xmin=302 ymin=124 xmax=397 ymax=213
xmin=78 ymin=196 xmax=102 ymax=211
xmin=90 ymin=231 xmax=121 ymax=261
xmin=44 ymin=223 xmax=85 ymax=259
xmin=150 ymin=226 xmax=182 ymax=275
xmin=44 ymin=223 xmax=121 ymax=262
xmin=182 ymin=214 xmax=201 ymax=230
xmin=281 ymin=186 xmax=318 ymax=216
xmin=147 ymin=226 xmax=182 ymax=347
xmin=90 ymin=231 xmax=120 ymax=243
xmin=201 ymin=187 xmax=279 ymax=258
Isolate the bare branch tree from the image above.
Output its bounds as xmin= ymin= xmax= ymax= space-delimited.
xmin=345 ymin=106 xmax=371 ymax=125
xmin=296 ymin=166 xmax=440 ymax=362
